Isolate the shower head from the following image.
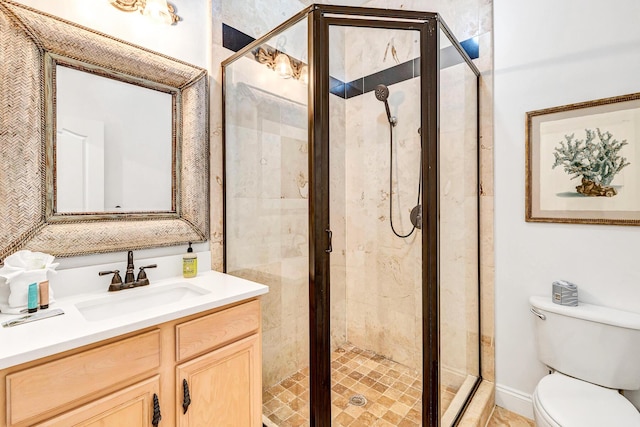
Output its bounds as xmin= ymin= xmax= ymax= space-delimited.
xmin=374 ymin=84 xmax=397 ymax=127
xmin=374 ymin=84 xmax=389 ymax=102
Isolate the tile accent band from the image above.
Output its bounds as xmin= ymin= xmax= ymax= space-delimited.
xmin=222 ymin=23 xmax=479 ymax=99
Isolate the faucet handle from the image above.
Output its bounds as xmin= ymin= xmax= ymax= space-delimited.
xmin=136 ymin=264 xmax=157 ymax=286
xmin=99 ymin=270 xmax=123 ymax=291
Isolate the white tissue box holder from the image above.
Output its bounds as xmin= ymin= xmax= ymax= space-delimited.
xmin=8 ymin=270 xmax=49 ymax=308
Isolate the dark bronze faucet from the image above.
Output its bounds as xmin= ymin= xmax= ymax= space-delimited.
xmin=124 ymin=250 xmax=136 ymax=286
xmin=99 ymin=251 xmax=157 ymax=291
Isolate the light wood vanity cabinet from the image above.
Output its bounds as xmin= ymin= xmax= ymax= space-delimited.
xmin=0 ymin=299 xmax=261 ymax=427
xmin=176 ymin=334 xmax=260 ymax=426
xmin=175 ymin=300 xmax=262 ymax=426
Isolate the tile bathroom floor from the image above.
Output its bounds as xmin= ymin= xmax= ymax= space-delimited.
xmin=487 ymin=406 xmax=535 ymax=427
xmin=263 ymin=344 xmax=460 ymax=427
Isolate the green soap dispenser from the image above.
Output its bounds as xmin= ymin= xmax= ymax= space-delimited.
xmin=183 ymin=242 xmax=197 ymax=278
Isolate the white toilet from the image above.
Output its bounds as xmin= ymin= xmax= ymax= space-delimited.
xmin=530 ymin=296 xmax=640 ymax=427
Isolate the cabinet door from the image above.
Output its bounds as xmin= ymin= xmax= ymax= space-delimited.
xmin=7 ymin=330 xmax=160 ymax=426
xmin=36 ymin=376 xmax=160 ymax=427
xmin=177 ymin=334 xmax=261 ymax=427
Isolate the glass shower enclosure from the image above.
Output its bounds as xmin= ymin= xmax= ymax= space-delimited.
xmin=223 ymin=5 xmax=480 ymax=426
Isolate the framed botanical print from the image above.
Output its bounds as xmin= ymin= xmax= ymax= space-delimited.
xmin=526 ymin=92 xmax=640 ymax=225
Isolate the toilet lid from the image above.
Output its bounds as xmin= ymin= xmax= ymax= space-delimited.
xmin=535 ymin=373 xmax=640 ymax=427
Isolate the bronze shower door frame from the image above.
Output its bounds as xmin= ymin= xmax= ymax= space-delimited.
xmin=308 ymin=7 xmax=441 ymax=426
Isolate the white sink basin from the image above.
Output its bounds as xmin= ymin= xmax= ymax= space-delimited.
xmin=76 ymin=282 xmax=209 ymax=322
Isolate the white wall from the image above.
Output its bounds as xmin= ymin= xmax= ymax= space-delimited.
xmin=12 ymin=0 xmax=210 ymax=268
xmin=494 ymin=0 xmax=640 ymax=417
xmin=15 ymin=0 xmax=209 ymax=68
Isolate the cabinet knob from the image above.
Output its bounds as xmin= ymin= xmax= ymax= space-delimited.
xmin=152 ymin=393 xmax=162 ymax=427
xmin=182 ymin=379 xmax=191 ymax=414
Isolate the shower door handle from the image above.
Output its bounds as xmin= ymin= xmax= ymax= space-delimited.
xmin=325 ymin=229 xmax=332 ymax=253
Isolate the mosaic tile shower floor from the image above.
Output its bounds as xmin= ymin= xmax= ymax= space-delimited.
xmin=263 ymin=344 xmax=457 ymax=426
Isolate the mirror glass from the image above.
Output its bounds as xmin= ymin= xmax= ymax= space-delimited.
xmin=55 ymin=65 xmax=173 ymax=213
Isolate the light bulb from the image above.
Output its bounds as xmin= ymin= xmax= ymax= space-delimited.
xmin=300 ymin=65 xmax=309 ymax=85
xmin=274 ymin=53 xmax=293 ymax=79
xmin=142 ymin=0 xmax=172 ymax=25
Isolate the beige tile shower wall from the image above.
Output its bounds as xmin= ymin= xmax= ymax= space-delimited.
xmin=363 ymin=0 xmax=484 ymax=42
xmin=220 ymin=0 xmax=306 ymax=44
xmin=477 ymin=11 xmax=495 ymax=388
xmin=361 ymin=0 xmax=496 ymax=388
xmin=329 ymin=26 xmax=348 ymax=351
xmin=330 ymin=96 xmax=348 ymax=350
xmin=211 ymin=1 xmax=310 ymax=271
xmin=343 ymin=26 xmax=420 ymax=83
xmin=225 ymin=56 xmax=310 ymax=388
xmin=439 ymin=59 xmax=481 ymax=390
xmin=343 ymin=73 xmax=423 ymax=372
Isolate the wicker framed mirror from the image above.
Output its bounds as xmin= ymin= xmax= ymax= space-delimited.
xmin=0 ymin=0 xmax=209 ymax=258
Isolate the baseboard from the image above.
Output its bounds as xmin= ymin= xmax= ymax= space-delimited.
xmin=495 ymin=383 xmax=534 ymax=420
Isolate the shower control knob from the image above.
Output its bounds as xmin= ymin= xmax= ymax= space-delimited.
xmin=410 ymin=205 xmax=423 ymax=230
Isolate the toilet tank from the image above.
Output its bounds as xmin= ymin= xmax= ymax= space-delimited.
xmin=530 ymin=296 xmax=640 ymax=390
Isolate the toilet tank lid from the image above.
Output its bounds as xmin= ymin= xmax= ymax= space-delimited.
xmin=530 ymin=296 xmax=640 ymax=330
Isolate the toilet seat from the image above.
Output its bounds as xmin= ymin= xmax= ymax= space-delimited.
xmin=533 ymin=373 xmax=640 ymax=427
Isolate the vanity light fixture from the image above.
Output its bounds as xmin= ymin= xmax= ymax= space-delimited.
xmin=109 ymin=0 xmax=180 ymax=25
xmin=254 ymin=47 xmax=308 ymax=84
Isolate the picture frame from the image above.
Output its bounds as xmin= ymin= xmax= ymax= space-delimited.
xmin=526 ymin=92 xmax=640 ymax=225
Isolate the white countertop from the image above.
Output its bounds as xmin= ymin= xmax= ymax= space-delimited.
xmin=0 ymin=270 xmax=268 ymax=369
